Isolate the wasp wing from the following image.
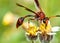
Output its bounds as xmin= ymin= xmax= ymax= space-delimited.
xmin=34 ymin=0 xmax=42 ymax=11
xmin=16 ymin=3 xmax=37 ymax=15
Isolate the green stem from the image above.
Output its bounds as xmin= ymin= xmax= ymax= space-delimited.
xmin=41 ymin=40 xmax=50 ymax=43
xmin=32 ymin=40 xmax=34 ymax=43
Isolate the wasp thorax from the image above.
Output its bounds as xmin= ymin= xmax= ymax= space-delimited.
xmin=37 ymin=12 xmax=45 ymax=20
xmin=43 ymin=17 xmax=49 ymax=25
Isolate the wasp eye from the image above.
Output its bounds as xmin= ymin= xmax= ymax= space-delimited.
xmin=43 ymin=17 xmax=49 ymax=23
xmin=16 ymin=17 xmax=24 ymax=28
xmin=43 ymin=20 xmax=46 ymax=23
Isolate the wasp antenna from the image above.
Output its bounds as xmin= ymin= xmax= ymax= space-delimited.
xmin=49 ymin=16 xmax=56 ymax=19
xmin=34 ymin=0 xmax=42 ymax=11
xmin=56 ymin=15 xmax=60 ymax=17
xmin=24 ymin=15 xmax=35 ymax=18
xmin=16 ymin=3 xmax=24 ymax=7
xmin=49 ymin=15 xmax=60 ymax=19
xmin=16 ymin=3 xmax=37 ymax=15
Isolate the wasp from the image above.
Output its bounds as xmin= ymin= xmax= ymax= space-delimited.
xmin=16 ymin=0 xmax=60 ymax=43
xmin=16 ymin=0 xmax=45 ymax=28
xmin=16 ymin=0 xmax=60 ymax=28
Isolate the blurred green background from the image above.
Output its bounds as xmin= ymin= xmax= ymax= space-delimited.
xmin=0 ymin=0 xmax=60 ymax=43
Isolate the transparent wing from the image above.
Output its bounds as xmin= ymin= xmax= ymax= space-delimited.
xmin=16 ymin=3 xmax=37 ymax=15
xmin=34 ymin=0 xmax=42 ymax=11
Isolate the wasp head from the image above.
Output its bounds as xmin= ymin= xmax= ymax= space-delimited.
xmin=43 ymin=17 xmax=49 ymax=25
xmin=16 ymin=17 xmax=25 ymax=28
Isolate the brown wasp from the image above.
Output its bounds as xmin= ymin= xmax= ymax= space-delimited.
xmin=16 ymin=0 xmax=46 ymax=28
xmin=16 ymin=0 xmax=60 ymax=43
xmin=16 ymin=0 xmax=60 ymax=28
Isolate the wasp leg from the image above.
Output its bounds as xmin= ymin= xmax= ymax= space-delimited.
xmin=28 ymin=18 xmax=40 ymax=26
xmin=27 ymin=18 xmax=35 ymax=23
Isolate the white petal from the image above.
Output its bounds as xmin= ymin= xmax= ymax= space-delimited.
xmin=25 ymin=32 xmax=29 ymax=35
xmin=37 ymin=31 xmax=42 ymax=34
xmin=51 ymin=26 xmax=60 ymax=32
xmin=47 ymin=33 xmax=56 ymax=35
xmin=22 ymin=22 xmax=29 ymax=29
xmin=29 ymin=22 xmax=35 ymax=26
